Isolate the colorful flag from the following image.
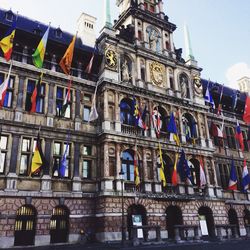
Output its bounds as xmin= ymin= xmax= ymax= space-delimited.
xmin=139 ymin=105 xmax=148 ymax=130
xmin=32 ymin=26 xmax=50 ymax=68
xmin=30 ymin=73 xmax=43 ymax=113
xmin=61 ymin=79 xmax=72 ymax=117
xmin=85 ymin=45 xmax=96 ymax=74
xmin=235 ymin=120 xmax=244 ymax=151
xmin=59 ymin=35 xmax=76 ymax=75
xmin=158 ymin=142 xmax=166 ymax=187
xmin=199 ymin=158 xmax=207 ymax=187
xmin=243 ymin=95 xmax=250 ymax=125
xmin=228 ymin=159 xmax=238 ymax=190
xmin=167 ymin=112 xmax=180 ymax=146
xmin=242 ymin=159 xmax=250 ymax=192
xmin=59 ymin=141 xmax=69 ymax=177
xmin=190 ymin=117 xmax=197 ymax=145
xmin=204 ymin=85 xmax=215 ymax=108
xmin=30 ymin=133 xmax=47 ymax=175
xmin=134 ymin=143 xmax=140 ymax=187
xmin=177 ymin=150 xmax=193 ymax=185
xmin=185 ymin=160 xmax=194 ymax=185
xmin=89 ymin=84 xmax=98 ymax=122
xmin=210 ymin=122 xmax=224 ymax=138
xmin=171 ymin=153 xmax=179 ymax=186
xmin=0 ymin=19 xmax=16 ymax=61
xmin=152 ymin=109 xmax=162 ymax=137
xmin=0 ymin=62 xmax=12 ymax=107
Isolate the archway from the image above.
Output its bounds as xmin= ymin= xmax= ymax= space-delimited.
xmin=50 ymin=205 xmax=69 ymax=243
xmin=127 ymin=204 xmax=147 ymax=239
xmin=198 ymin=206 xmax=215 ymax=238
xmin=14 ymin=205 xmax=37 ymax=246
xmin=228 ymin=208 xmax=240 ymax=236
xmin=166 ymin=205 xmax=183 ymax=239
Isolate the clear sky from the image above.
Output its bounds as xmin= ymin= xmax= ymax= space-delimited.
xmin=2 ymin=0 xmax=250 ymax=90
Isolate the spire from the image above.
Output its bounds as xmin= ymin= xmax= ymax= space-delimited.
xmin=105 ymin=0 xmax=112 ymax=29
xmin=184 ymin=23 xmax=197 ymax=67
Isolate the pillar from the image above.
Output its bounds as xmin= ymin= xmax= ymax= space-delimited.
xmin=15 ymin=76 xmax=25 ymax=122
xmin=75 ymin=89 xmax=81 ymax=131
xmin=102 ymin=90 xmax=110 ymax=131
xmin=72 ymin=142 xmax=81 ymax=193
xmin=46 ymin=84 xmax=54 ymax=127
xmin=115 ymin=92 xmax=121 ymax=132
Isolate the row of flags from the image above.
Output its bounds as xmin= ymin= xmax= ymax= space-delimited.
xmin=0 ymin=18 xmax=98 ymax=121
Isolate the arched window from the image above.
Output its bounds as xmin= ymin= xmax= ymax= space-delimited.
xmin=179 ymin=73 xmax=190 ymax=99
xmin=189 ymin=158 xmax=201 ymax=186
xmin=14 ymin=205 xmax=37 ymax=246
xmin=50 ymin=206 xmax=69 ymax=243
xmin=182 ymin=113 xmax=198 ymax=144
xmin=121 ymin=149 xmax=137 ymax=182
xmin=120 ymin=98 xmax=134 ymax=126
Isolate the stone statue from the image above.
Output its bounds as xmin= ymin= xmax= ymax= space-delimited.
xmin=193 ymin=75 xmax=203 ymax=97
xmin=149 ymin=29 xmax=158 ymax=51
xmin=180 ymin=75 xmax=188 ymax=98
xmin=121 ymin=59 xmax=130 ymax=81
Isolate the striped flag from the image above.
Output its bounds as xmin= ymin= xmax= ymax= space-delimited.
xmin=59 ymin=140 xmax=69 ymax=177
xmin=0 ymin=18 xmax=16 ymax=61
xmin=32 ymin=26 xmax=50 ymax=68
xmin=243 ymin=95 xmax=250 ymax=125
xmin=199 ymin=158 xmax=206 ymax=187
xmin=61 ymin=79 xmax=72 ymax=117
xmin=30 ymin=73 xmax=43 ymax=113
xmin=85 ymin=45 xmax=96 ymax=74
xmin=235 ymin=120 xmax=244 ymax=152
xmin=242 ymin=159 xmax=250 ymax=192
xmin=171 ymin=153 xmax=179 ymax=186
xmin=0 ymin=62 xmax=12 ymax=107
xmin=228 ymin=159 xmax=238 ymax=191
xmin=152 ymin=109 xmax=162 ymax=137
xmin=167 ymin=112 xmax=180 ymax=146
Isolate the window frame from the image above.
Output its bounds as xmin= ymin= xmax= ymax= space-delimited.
xmin=0 ymin=134 xmax=8 ymax=174
xmin=56 ymin=86 xmax=73 ymax=118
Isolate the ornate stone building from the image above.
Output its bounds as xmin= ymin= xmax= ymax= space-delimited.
xmin=0 ymin=0 xmax=250 ymax=248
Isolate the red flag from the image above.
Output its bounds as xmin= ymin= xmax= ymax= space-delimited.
xmin=243 ymin=96 xmax=250 ymax=125
xmin=171 ymin=154 xmax=178 ymax=186
xmin=30 ymin=73 xmax=43 ymax=113
xmin=235 ymin=120 xmax=244 ymax=151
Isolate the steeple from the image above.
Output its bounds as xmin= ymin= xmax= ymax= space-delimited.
xmin=105 ymin=0 xmax=112 ymax=29
xmin=184 ymin=23 xmax=197 ymax=66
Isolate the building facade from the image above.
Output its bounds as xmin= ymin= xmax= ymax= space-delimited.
xmin=0 ymin=0 xmax=250 ymax=248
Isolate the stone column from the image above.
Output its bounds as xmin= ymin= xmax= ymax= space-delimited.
xmin=46 ymin=84 xmax=54 ymax=127
xmin=72 ymin=142 xmax=81 ymax=193
xmin=204 ymin=115 xmax=213 ymax=148
xmin=116 ymin=143 xmax=122 ymax=191
xmin=178 ymin=109 xmax=186 ymax=144
xmin=77 ymin=62 xmax=83 ymax=78
xmin=15 ymin=76 xmax=25 ymax=122
xmin=149 ymin=100 xmax=155 ymax=138
xmin=115 ymin=92 xmax=121 ymax=132
xmin=102 ymin=90 xmax=111 ymax=131
xmin=41 ymin=138 xmax=52 ymax=192
xmin=152 ymin=148 xmax=162 ymax=192
xmin=5 ymin=134 xmax=20 ymax=191
xmin=75 ymin=89 xmax=81 ymax=131
xmin=51 ymin=54 xmax=57 ymax=71
xmin=22 ymin=46 xmax=28 ymax=64
xmin=197 ymin=113 xmax=206 ymax=147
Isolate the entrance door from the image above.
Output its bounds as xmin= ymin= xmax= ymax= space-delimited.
xmin=198 ymin=206 xmax=215 ymax=238
xmin=50 ymin=206 xmax=69 ymax=243
xmin=166 ymin=205 xmax=183 ymax=239
xmin=228 ymin=208 xmax=240 ymax=236
xmin=14 ymin=205 xmax=36 ymax=246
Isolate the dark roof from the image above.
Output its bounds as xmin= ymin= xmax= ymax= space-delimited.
xmin=0 ymin=8 xmax=96 ymax=54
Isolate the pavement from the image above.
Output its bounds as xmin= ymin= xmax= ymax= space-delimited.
xmin=6 ymin=239 xmax=250 ymax=250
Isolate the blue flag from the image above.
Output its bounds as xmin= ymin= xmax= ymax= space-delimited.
xmin=167 ymin=112 xmax=180 ymax=146
xmin=59 ymin=142 xmax=69 ymax=177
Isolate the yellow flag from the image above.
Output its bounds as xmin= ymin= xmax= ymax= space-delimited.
xmin=30 ymin=144 xmax=42 ymax=175
xmin=134 ymin=143 xmax=140 ymax=186
xmin=158 ymin=142 xmax=166 ymax=187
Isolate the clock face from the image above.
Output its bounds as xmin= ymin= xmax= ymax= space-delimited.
xmin=150 ymin=62 xmax=164 ymax=86
xmin=105 ymin=48 xmax=117 ymax=68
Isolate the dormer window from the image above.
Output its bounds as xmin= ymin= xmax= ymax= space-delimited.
xmin=55 ymin=28 xmax=62 ymax=38
xmin=5 ymin=10 xmax=14 ymax=22
xmin=33 ymin=25 xmax=42 ymax=36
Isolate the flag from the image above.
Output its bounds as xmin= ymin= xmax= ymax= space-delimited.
xmin=0 ymin=62 xmax=12 ymax=107
xmin=190 ymin=117 xmax=197 ymax=145
xmin=139 ymin=105 xmax=148 ymax=130
xmin=242 ymin=159 xmax=250 ymax=192
xmin=53 ymin=158 xmax=59 ymax=176
xmin=88 ymin=84 xmax=98 ymax=122
xmin=32 ymin=26 xmax=50 ymax=68
xmin=177 ymin=150 xmax=193 ymax=184
xmin=235 ymin=120 xmax=244 ymax=151
xmin=152 ymin=109 xmax=162 ymax=137
xmin=204 ymin=85 xmax=215 ymax=108
xmin=167 ymin=112 xmax=180 ymax=146
xmin=30 ymin=73 xmax=43 ymax=113
xmin=0 ymin=18 xmax=16 ymax=61
xmin=59 ymin=141 xmax=69 ymax=177
xmin=228 ymin=159 xmax=238 ymax=190
xmin=199 ymin=158 xmax=206 ymax=187
xmin=210 ymin=122 xmax=224 ymax=138
xmin=185 ymin=160 xmax=194 ymax=185
xmin=158 ymin=142 xmax=166 ymax=187
xmin=30 ymin=133 xmax=47 ymax=175
xmin=132 ymin=97 xmax=139 ymax=126
xmin=59 ymin=35 xmax=76 ymax=75
xmin=217 ymin=85 xmax=224 ymax=115
xmin=60 ymin=79 xmax=72 ymax=117
xmin=243 ymin=95 xmax=250 ymax=125
xmin=171 ymin=153 xmax=179 ymax=186
xmin=134 ymin=143 xmax=140 ymax=187
xmin=85 ymin=45 xmax=96 ymax=74
xmin=247 ymin=126 xmax=250 ymax=141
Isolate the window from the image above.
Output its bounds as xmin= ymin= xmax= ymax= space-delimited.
xmin=5 ymin=11 xmax=14 ymax=22
xmin=82 ymin=93 xmax=92 ymax=122
xmin=182 ymin=114 xmax=198 ymax=144
xmin=83 ymin=106 xmax=91 ymax=122
xmin=242 ymin=130 xmax=249 ymax=152
xmin=225 ymin=127 xmax=236 ymax=149
xmin=82 ymin=145 xmax=92 ymax=179
xmin=218 ymin=163 xmax=229 ymax=189
xmin=0 ymin=72 xmax=15 ymax=108
xmin=53 ymin=141 xmax=71 ymax=178
xmin=138 ymin=30 xmax=142 ymax=41
xmin=0 ymin=135 xmax=8 ymax=173
xmin=120 ymin=98 xmax=134 ymax=126
xmin=25 ymin=79 xmax=45 ymax=113
xmin=169 ymin=76 xmax=174 ymax=89
xmin=56 ymin=86 xmax=72 ymax=118
xmin=235 ymin=164 xmax=242 ymax=190
xmin=149 ymin=5 xmax=155 ymax=12
xmin=55 ymin=28 xmax=62 ymax=38
xmin=19 ymin=138 xmax=37 ymax=176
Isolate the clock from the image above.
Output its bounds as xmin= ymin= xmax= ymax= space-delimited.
xmin=150 ymin=61 xmax=164 ymax=86
xmin=105 ymin=48 xmax=117 ymax=68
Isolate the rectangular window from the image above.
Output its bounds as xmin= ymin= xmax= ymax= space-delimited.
xmin=83 ymin=160 xmax=91 ymax=178
xmin=53 ymin=141 xmax=71 ymax=178
xmin=0 ymin=135 xmax=8 ymax=173
xmin=83 ymin=145 xmax=92 ymax=156
xmin=242 ymin=131 xmax=249 ymax=152
xmin=83 ymin=106 xmax=91 ymax=122
xmin=226 ymin=127 xmax=236 ymax=149
xmin=218 ymin=163 xmax=229 ymax=189
xmin=138 ymin=30 xmax=142 ymax=41
xmin=0 ymin=72 xmax=15 ymax=108
xmin=56 ymin=86 xmax=72 ymax=118
xmin=20 ymin=138 xmax=34 ymax=175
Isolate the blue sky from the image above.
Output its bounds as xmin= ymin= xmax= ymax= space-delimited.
xmin=2 ymin=0 xmax=250 ymax=90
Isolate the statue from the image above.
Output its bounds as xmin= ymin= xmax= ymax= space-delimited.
xmin=149 ymin=29 xmax=158 ymax=51
xmin=121 ymin=59 xmax=130 ymax=81
xmin=180 ymin=75 xmax=188 ymax=98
